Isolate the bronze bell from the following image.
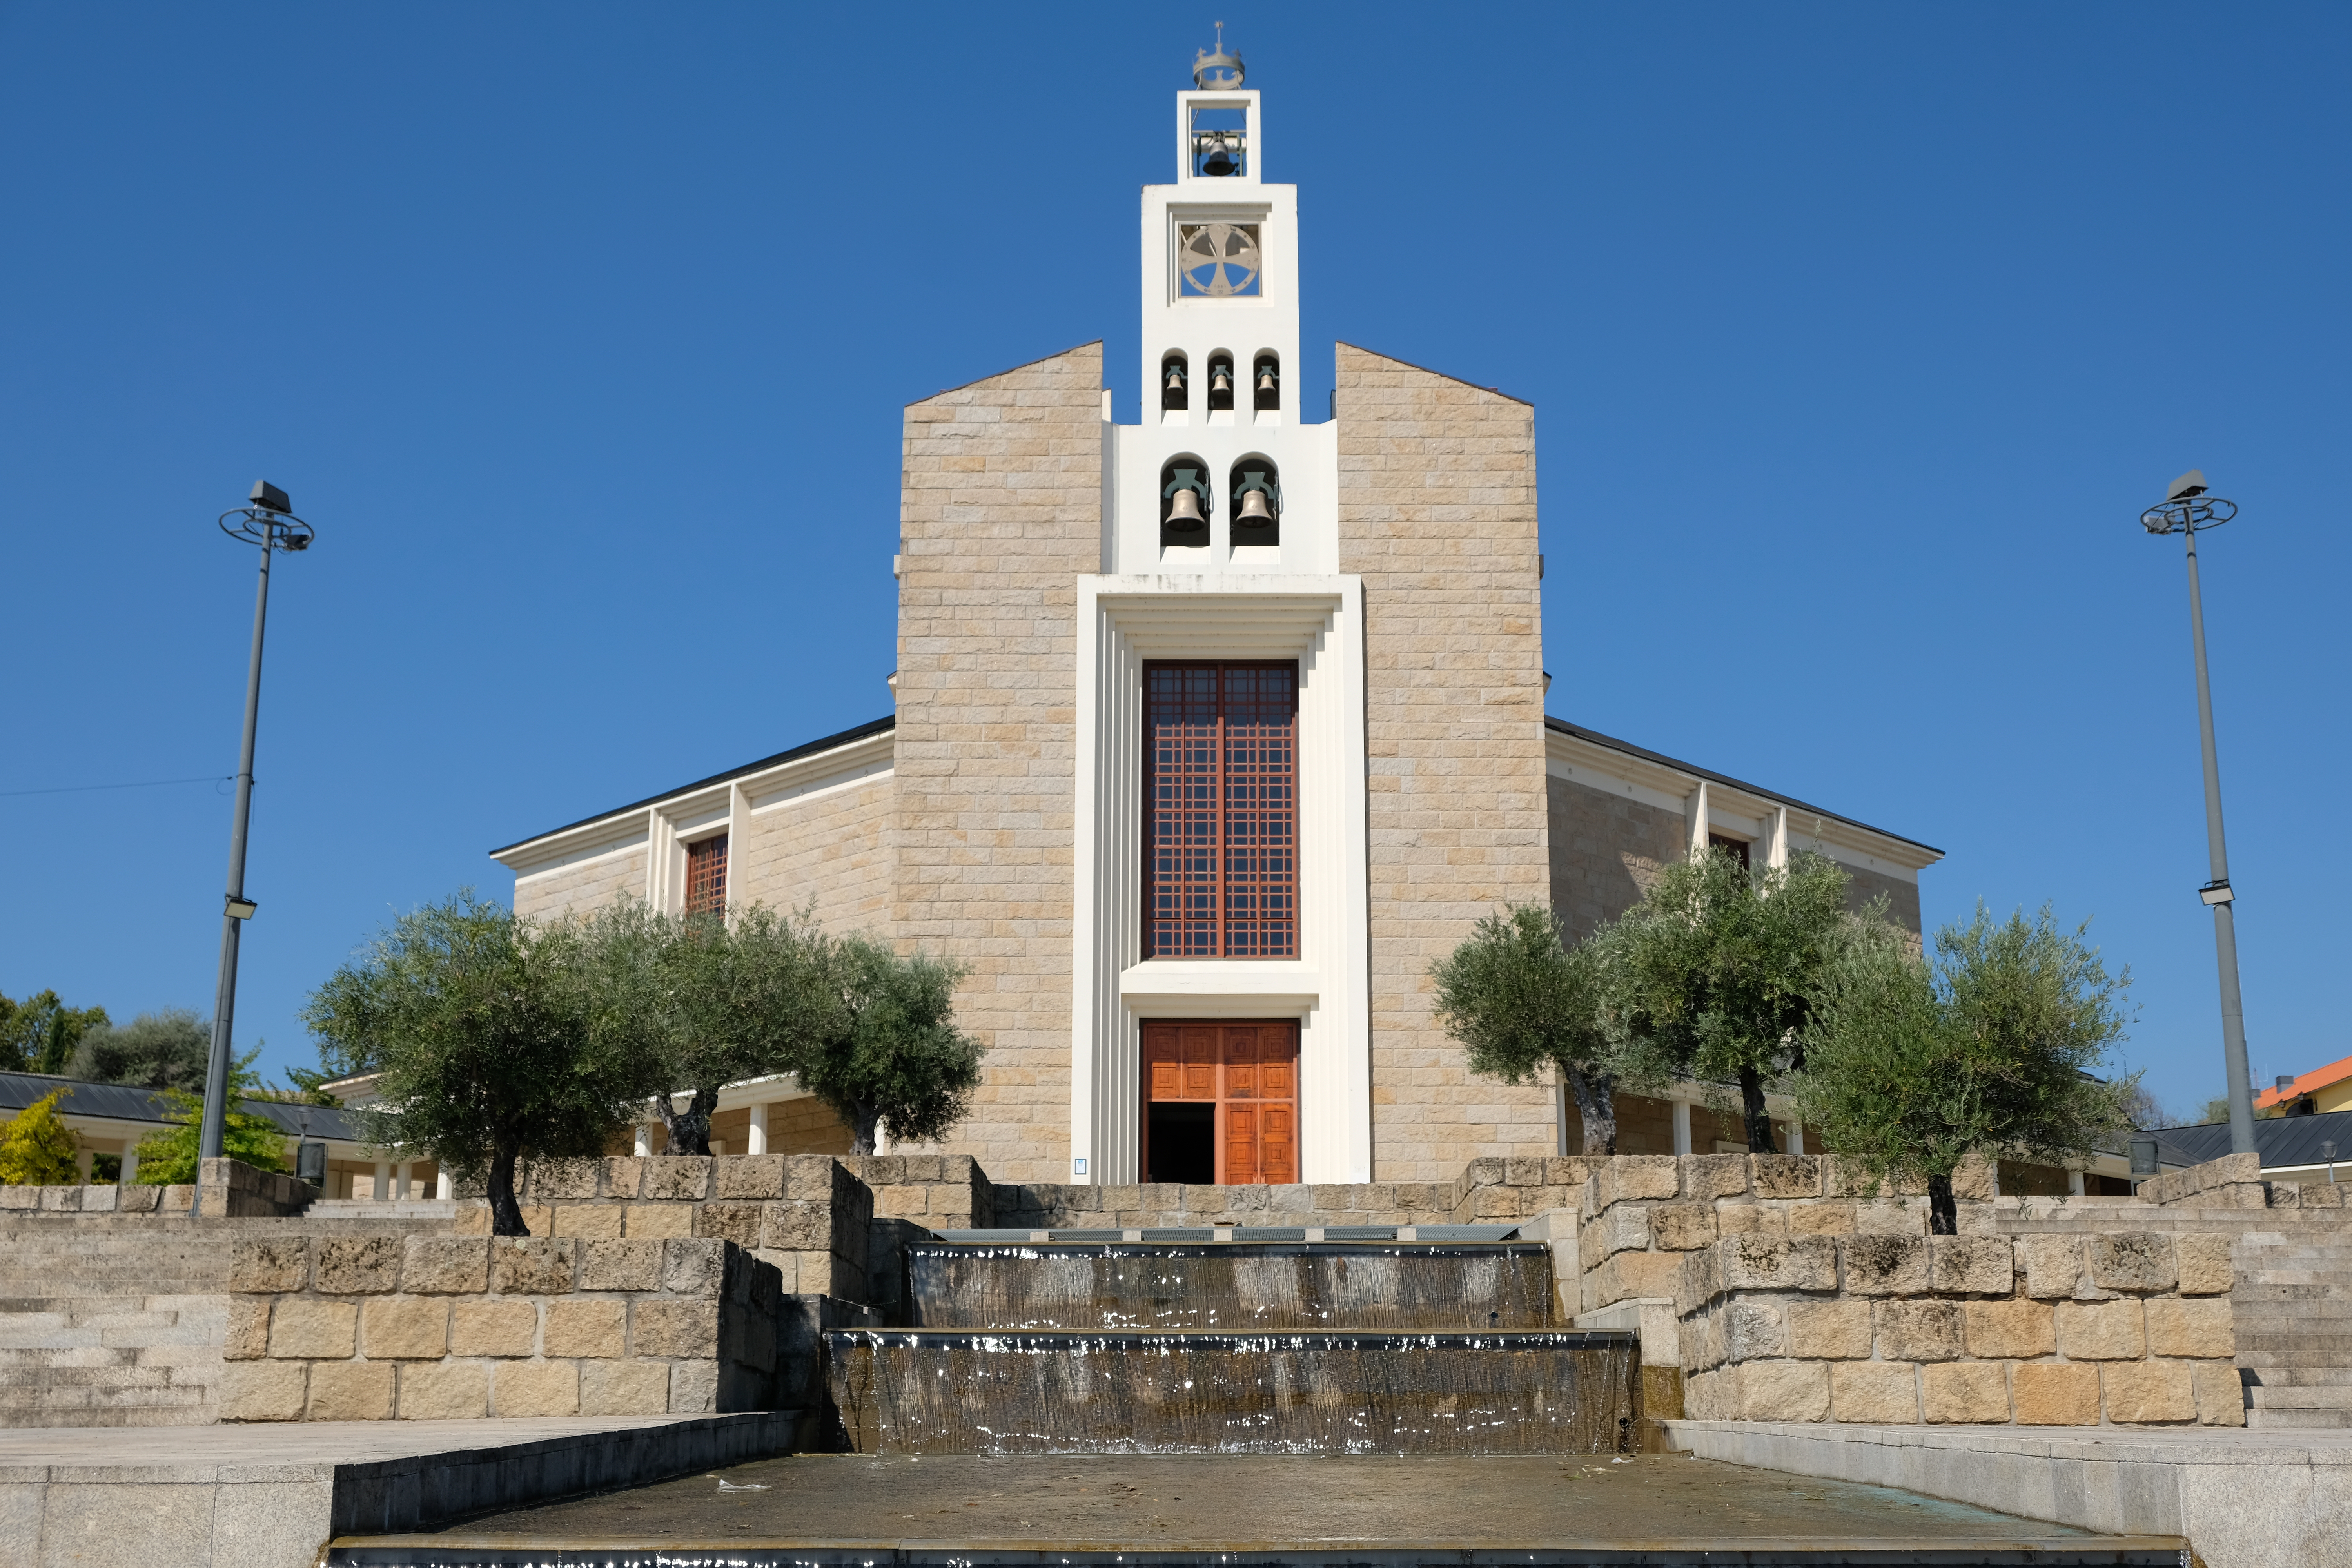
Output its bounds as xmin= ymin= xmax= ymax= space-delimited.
xmin=1257 ymin=365 xmax=1277 ymax=394
xmin=1210 ymin=365 xmax=1232 ymax=397
xmin=1165 ymin=365 xmax=1186 ymax=394
xmin=1165 ymin=487 xmax=1206 ymax=530
xmin=1234 ymin=488 xmax=1274 ymax=528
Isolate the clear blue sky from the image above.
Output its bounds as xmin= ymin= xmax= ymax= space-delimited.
xmin=4 ymin=5 xmax=2345 ymax=1123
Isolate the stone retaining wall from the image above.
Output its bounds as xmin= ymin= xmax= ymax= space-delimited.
xmin=219 ymin=1232 xmax=785 ymax=1422
xmin=0 ymin=1158 xmax=314 ymax=1219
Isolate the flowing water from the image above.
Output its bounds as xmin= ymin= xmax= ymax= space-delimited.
xmin=901 ymin=1241 xmax=1558 ymax=1332
xmin=826 ymin=1328 xmax=1639 ymax=1455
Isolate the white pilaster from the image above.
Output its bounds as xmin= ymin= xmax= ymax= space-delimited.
xmin=1686 ymin=782 xmax=1711 ymax=860
xmin=1767 ymin=804 xmax=1791 ymax=870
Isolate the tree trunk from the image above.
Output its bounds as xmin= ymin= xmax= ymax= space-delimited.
xmin=1927 ymin=1170 xmax=1958 ymax=1236
xmin=659 ymin=1086 xmax=720 ymax=1157
xmin=487 ymin=1144 xmax=528 ymax=1236
xmin=850 ymin=1103 xmax=880 ymax=1157
xmin=1739 ymin=1066 xmax=1778 ymax=1153
xmin=1564 ymin=1065 xmax=1618 ymax=1156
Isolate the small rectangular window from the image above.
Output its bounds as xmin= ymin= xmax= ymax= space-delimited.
xmin=1706 ymin=832 xmax=1751 ymax=871
xmin=685 ymin=834 xmax=728 ymax=916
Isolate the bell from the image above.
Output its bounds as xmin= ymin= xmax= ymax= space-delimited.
xmin=1202 ymin=137 xmax=1236 ymax=176
xmin=1165 ymin=365 xmax=1186 ymax=395
xmin=1210 ymin=365 xmax=1231 ymax=397
xmin=1165 ymin=488 xmax=1206 ymax=530
xmin=1234 ymin=489 xmax=1274 ymax=528
xmin=1256 ymin=365 xmax=1277 ymax=394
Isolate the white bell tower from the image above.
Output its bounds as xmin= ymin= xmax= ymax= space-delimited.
xmin=1106 ymin=33 xmax=1332 ymax=575
xmin=1073 ymin=37 xmax=1369 ymax=1189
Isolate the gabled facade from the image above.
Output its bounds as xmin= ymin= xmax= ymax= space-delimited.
xmin=491 ymin=54 xmax=1941 ymax=1188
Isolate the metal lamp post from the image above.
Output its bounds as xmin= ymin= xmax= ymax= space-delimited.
xmin=196 ymin=481 xmax=314 ymax=1211
xmin=2139 ymin=469 xmax=2255 ymax=1156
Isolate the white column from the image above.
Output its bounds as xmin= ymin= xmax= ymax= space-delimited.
xmin=396 ymin=1162 xmax=414 ymax=1200
xmin=1671 ymin=1099 xmax=1693 ymax=1157
xmin=118 ymin=1142 xmax=138 ymax=1186
xmin=436 ymin=1168 xmax=454 ymax=1200
xmin=1685 ymin=782 xmax=1711 ymax=860
xmin=1767 ymin=804 xmax=1791 ymax=870
xmin=746 ymin=1102 xmax=769 ymax=1156
xmin=75 ymin=1147 xmax=94 ymax=1182
xmin=372 ymin=1161 xmax=392 ymax=1200
xmin=1786 ymin=1120 xmax=1804 ymax=1155
xmin=634 ymin=1123 xmax=653 ymax=1157
xmin=2069 ymin=1169 xmax=2086 ymax=1197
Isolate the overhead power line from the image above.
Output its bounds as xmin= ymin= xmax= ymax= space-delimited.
xmin=0 ymin=773 xmax=233 ymax=799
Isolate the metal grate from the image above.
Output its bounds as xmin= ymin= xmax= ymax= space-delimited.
xmin=1144 ymin=662 xmax=1296 ymax=958
xmin=685 ymin=833 xmax=728 ymax=916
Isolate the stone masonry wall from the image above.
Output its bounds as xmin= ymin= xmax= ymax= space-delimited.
xmin=1546 ymin=773 xmax=1683 ymax=946
xmin=1566 ymin=1152 xmax=2249 ymax=1428
xmin=0 ymin=1158 xmax=313 ymax=1219
xmin=218 ymin=1232 xmax=781 ymax=1422
xmin=892 ymin=342 xmax=1104 ymax=1185
xmin=514 ymin=845 xmax=648 ymax=924
xmin=479 ymin=1154 xmax=874 ymax=1302
xmin=733 ymin=772 xmax=896 ymax=937
xmin=1334 ymin=344 xmax=1552 ymax=1184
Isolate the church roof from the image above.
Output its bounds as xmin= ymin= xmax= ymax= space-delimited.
xmin=488 ymin=714 xmax=895 ymax=857
xmin=1544 ymin=716 xmax=1942 ymax=857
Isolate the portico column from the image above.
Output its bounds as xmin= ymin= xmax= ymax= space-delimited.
xmin=634 ymin=1124 xmax=653 ymax=1157
xmin=747 ymin=1102 xmax=769 ymax=1157
xmin=396 ymin=1161 xmax=413 ymax=1200
xmin=372 ymin=1160 xmax=392 ymax=1200
xmin=436 ymin=1169 xmax=454 ymax=1200
xmin=1786 ymin=1121 xmax=1803 ymax=1156
xmin=2069 ymin=1169 xmax=2086 ymax=1196
xmin=119 ymin=1142 xmax=138 ymax=1186
xmin=1670 ymin=1099 xmax=1693 ymax=1156
xmin=76 ymin=1147 xmax=94 ymax=1182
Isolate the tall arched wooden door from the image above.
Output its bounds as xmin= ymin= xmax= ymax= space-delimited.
xmin=1141 ymin=1020 xmax=1298 ymax=1185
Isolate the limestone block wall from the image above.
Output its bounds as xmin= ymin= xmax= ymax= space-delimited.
xmin=218 ymin=1232 xmax=781 ymax=1422
xmin=733 ymin=773 xmax=896 ymax=936
xmin=470 ymin=1154 xmax=874 ymax=1302
xmin=0 ymin=1158 xmax=313 ymax=1219
xmin=990 ymin=1155 xmax=1594 ymax=1233
xmin=838 ymin=1154 xmax=994 ymax=1315
xmin=1334 ymin=345 xmax=1552 ymax=1184
xmin=514 ymin=844 xmax=647 ymax=923
xmin=893 ymin=342 xmax=1104 ymax=1185
xmin=1546 ymin=773 xmax=1683 ymax=946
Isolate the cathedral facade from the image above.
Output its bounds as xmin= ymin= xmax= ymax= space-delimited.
xmin=492 ymin=59 xmax=1939 ymax=1188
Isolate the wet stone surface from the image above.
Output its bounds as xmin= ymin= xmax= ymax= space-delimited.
xmin=371 ymin=1451 xmax=2112 ymax=1554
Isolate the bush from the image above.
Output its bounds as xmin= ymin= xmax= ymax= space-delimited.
xmin=0 ymin=1086 xmax=80 ymax=1185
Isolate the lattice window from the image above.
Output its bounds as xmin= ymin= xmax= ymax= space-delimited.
xmin=1144 ymin=662 xmax=1296 ymax=958
xmin=685 ymin=833 xmax=728 ymax=917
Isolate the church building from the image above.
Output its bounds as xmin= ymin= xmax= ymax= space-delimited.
xmin=490 ymin=46 xmax=1941 ymax=1190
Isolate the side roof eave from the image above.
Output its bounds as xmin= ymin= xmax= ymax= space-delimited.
xmin=1545 ymin=716 xmax=1943 ymax=863
xmin=488 ymin=714 xmax=896 ymax=861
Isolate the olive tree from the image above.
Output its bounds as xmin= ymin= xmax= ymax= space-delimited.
xmin=577 ymin=901 xmax=826 ymax=1156
xmin=1797 ymin=902 xmax=2135 ymax=1234
xmin=1602 ymin=848 xmax=1873 ymax=1152
xmin=1429 ymin=902 xmax=1621 ymax=1154
xmin=795 ymin=932 xmax=984 ymax=1155
xmin=302 ymin=891 xmax=641 ymax=1235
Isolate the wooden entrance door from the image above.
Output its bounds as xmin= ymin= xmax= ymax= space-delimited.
xmin=1141 ymin=1021 xmax=1298 ymax=1185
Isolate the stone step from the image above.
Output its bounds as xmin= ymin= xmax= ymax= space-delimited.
xmin=2248 ymin=1383 xmax=2352 ymax=1408
xmin=2241 ymin=1365 xmax=2352 ymax=1387
xmin=2247 ymin=1407 xmax=2352 ymax=1430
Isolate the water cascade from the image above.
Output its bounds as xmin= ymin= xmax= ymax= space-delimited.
xmin=828 ymin=1239 xmax=1636 ymax=1455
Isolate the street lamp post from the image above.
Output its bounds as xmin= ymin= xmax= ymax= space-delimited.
xmin=2139 ymin=469 xmax=2255 ymax=1156
xmin=196 ymin=482 xmax=314 ymax=1212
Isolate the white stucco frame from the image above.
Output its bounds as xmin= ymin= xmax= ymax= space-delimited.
xmin=1070 ymin=574 xmax=1371 ymax=1186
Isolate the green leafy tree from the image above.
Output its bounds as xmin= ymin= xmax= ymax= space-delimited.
xmin=65 ymin=1008 xmax=211 ymax=1093
xmin=131 ymin=1048 xmax=293 ymax=1183
xmin=0 ymin=1086 xmax=82 ymax=1184
xmin=579 ymin=902 xmax=828 ymax=1156
xmin=1797 ymin=902 xmax=2135 ymax=1234
xmin=1603 ymin=848 xmax=1875 ymax=1152
xmin=302 ymin=890 xmax=641 ymax=1235
xmin=0 ymin=990 xmax=111 ymax=1074
xmin=1430 ymin=902 xmax=1621 ymax=1154
xmin=794 ymin=932 xmax=984 ymax=1155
